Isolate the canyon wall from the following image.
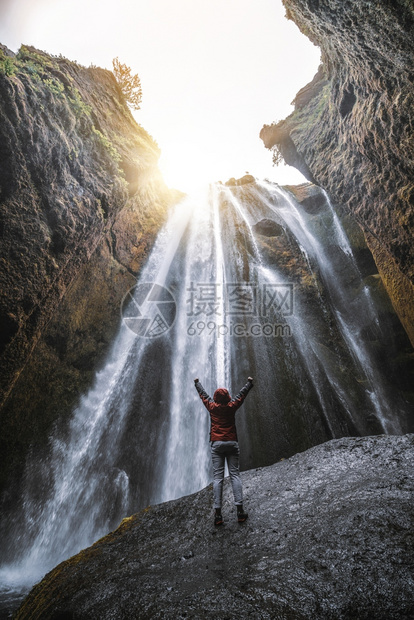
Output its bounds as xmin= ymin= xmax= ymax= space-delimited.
xmin=260 ymin=0 xmax=414 ymax=345
xmin=0 ymin=45 xmax=177 ymax=495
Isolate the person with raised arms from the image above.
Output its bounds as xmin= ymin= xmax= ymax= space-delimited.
xmin=194 ymin=376 xmax=254 ymax=526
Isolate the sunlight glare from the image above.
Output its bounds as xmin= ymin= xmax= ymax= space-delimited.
xmin=0 ymin=0 xmax=321 ymax=192
xmin=159 ymin=141 xmax=225 ymax=193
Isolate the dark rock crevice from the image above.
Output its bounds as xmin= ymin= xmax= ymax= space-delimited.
xmin=339 ymin=82 xmax=356 ymax=118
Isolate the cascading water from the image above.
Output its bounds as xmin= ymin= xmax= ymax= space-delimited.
xmin=0 ymin=180 xmax=411 ymax=614
xmin=255 ymin=181 xmax=406 ymax=434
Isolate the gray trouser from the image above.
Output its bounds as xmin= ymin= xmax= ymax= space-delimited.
xmin=211 ymin=440 xmax=243 ymax=509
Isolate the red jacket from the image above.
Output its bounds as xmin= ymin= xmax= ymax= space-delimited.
xmin=195 ymin=379 xmax=253 ymax=441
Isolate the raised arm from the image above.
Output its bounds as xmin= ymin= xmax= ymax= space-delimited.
xmin=230 ymin=377 xmax=254 ymax=408
xmin=194 ymin=378 xmax=213 ymax=408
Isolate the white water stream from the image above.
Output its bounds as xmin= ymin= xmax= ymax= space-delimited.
xmin=0 ymin=181 xmax=409 ymax=614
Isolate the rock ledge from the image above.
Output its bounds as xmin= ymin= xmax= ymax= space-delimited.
xmin=16 ymin=435 xmax=414 ymax=619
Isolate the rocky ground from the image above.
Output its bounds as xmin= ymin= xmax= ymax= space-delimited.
xmin=15 ymin=435 xmax=414 ymax=619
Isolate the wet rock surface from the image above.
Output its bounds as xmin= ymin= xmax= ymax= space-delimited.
xmin=224 ymin=174 xmax=256 ymax=187
xmin=260 ymin=1 xmax=414 ymax=344
xmin=285 ymin=183 xmax=327 ymax=215
xmin=252 ymin=218 xmax=284 ymax=237
xmin=15 ymin=435 xmax=414 ymax=619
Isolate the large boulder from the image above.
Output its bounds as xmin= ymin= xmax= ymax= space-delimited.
xmin=15 ymin=435 xmax=414 ymax=619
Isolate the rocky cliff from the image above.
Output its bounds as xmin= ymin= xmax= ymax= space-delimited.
xmin=15 ymin=434 xmax=414 ymax=619
xmin=260 ymin=0 xmax=414 ymax=345
xmin=0 ymin=45 xmax=178 ymax=495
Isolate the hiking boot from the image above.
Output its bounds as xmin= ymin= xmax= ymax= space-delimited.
xmin=214 ymin=513 xmax=224 ymax=526
xmin=237 ymin=509 xmax=248 ymax=523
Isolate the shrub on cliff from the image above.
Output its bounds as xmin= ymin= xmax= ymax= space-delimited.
xmin=0 ymin=56 xmax=16 ymax=76
xmin=112 ymin=57 xmax=142 ymax=111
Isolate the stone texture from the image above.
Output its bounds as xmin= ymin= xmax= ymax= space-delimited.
xmin=224 ymin=174 xmax=256 ymax=186
xmin=15 ymin=435 xmax=414 ymax=619
xmin=260 ymin=0 xmax=414 ymax=344
xmin=252 ymin=218 xmax=284 ymax=236
xmin=285 ymin=182 xmax=328 ymax=214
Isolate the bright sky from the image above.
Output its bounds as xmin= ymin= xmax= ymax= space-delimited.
xmin=0 ymin=0 xmax=320 ymax=192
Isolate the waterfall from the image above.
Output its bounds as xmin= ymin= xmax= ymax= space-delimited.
xmin=0 ymin=181 xmax=411 ymax=610
xmin=255 ymin=181 xmax=405 ymax=434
